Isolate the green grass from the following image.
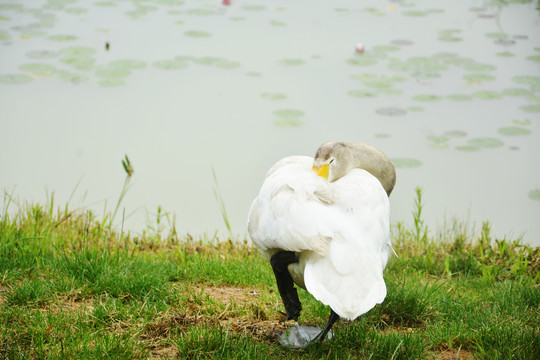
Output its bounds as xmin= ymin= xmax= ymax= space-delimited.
xmin=0 ymin=188 xmax=538 ymax=359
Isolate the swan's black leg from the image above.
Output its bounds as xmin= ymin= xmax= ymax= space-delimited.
xmin=270 ymin=251 xmax=302 ymax=320
xmin=311 ymin=309 xmax=340 ymax=344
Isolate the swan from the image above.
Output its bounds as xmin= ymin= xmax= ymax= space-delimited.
xmin=248 ymin=141 xmax=396 ymax=348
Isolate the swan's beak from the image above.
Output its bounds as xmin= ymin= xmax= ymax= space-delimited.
xmin=312 ymin=164 xmax=329 ymax=179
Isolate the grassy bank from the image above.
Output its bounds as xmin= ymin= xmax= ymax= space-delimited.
xmin=0 ymin=190 xmax=538 ymax=359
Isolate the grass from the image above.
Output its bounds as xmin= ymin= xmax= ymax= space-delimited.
xmin=0 ymin=187 xmax=538 ymax=359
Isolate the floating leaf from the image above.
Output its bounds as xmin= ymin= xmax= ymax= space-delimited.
xmin=412 ymin=94 xmax=442 ymax=102
xmin=467 ymin=138 xmax=504 ymax=148
xmin=274 ymin=118 xmax=303 ymax=127
xmin=185 ymin=30 xmax=211 ymax=37
xmin=529 ymin=189 xmax=540 ymax=201
xmin=48 ymin=34 xmax=78 ymax=41
xmin=54 ymin=70 xmax=88 ymax=83
xmin=0 ymin=30 xmax=11 ymax=41
xmin=270 ymin=20 xmax=286 ymax=27
xmin=463 ymin=63 xmax=496 ymax=72
xmin=19 ymin=63 xmax=56 ymax=76
xmin=0 ymin=73 xmax=33 ymax=84
xmin=513 ymin=75 xmax=540 ymax=86
xmin=153 ymin=59 xmax=189 ymax=70
xmin=520 ymin=104 xmax=540 ymax=113
xmin=273 ymin=109 xmax=304 ymax=118
xmin=498 ymin=127 xmax=531 ymax=136
xmin=95 ymin=66 xmax=131 ymax=78
xmin=472 ymin=91 xmax=502 ymax=100
xmin=456 ymin=145 xmax=480 ymax=152
xmin=512 ymin=119 xmax=532 ymax=127
xmin=25 ymin=50 xmax=58 ymax=59
xmin=463 ymin=73 xmax=495 ymax=83
xmin=392 ymin=158 xmax=422 ymax=168
xmin=407 ymin=106 xmax=424 ymax=112
xmin=279 ymin=59 xmax=305 ymax=66
xmin=348 ymin=90 xmax=377 ymax=98
xmin=502 ymin=88 xmax=532 ymax=97
xmin=375 ymin=133 xmax=391 ymax=139
xmin=526 ymin=55 xmax=540 ymax=63
xmin=444 ymin=130 xmax=467 ymax=138
xmin=496 ymin=51 xmax=515 ymax=57
xmin=60 ymin=56 xmax=96 ymax=71
xmin=109 ymin=59 xmax=147 ymax=70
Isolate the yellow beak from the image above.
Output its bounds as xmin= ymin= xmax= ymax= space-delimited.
xmin=312 ymin=163 xmax=330 ymax=179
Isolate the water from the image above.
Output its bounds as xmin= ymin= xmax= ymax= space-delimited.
xmin=1 ymin=0 xmax=539 ymax=245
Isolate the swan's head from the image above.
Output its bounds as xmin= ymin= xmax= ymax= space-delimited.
xmin=312 ymin=141 xmax=396 ymax=196
xmin=311 ymin=142 xmax=353 ymax=183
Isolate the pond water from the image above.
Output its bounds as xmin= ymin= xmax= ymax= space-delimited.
xmin=1 ymin=0 xmax=539 ymax=246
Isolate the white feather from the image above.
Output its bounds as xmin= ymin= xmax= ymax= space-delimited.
xmin=248 ymin=156 xmax=391 ymax=320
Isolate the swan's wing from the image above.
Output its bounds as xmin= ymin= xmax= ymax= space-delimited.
xmin=304 ymin=169 xmax=390 ymax=320
xmin=248 ymin=156 xmax=336 ymax=258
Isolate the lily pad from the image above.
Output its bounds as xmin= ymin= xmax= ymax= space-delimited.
xmin=463 ymin=63 xmax=496 ymax=72
xmin=279 ymin=59 xmax=305 ymax=66
xmin=48 ymin=34 xmax=78 ymax=41
xmin=467 ymin=138 xmax=504 ymax=148
xmin=529 ymin=189 xmax=540 ymax=201
xmin=520 ymin=104 xmax=540 ymax=113
xmin=109 ymin=59 xmax=147 ymax=70
xmin=0 ymin=30 xmax=11 ymax=41
xmin=26 ymin=50 xmax=59 ymax=59
xmin=261 ymin=92 xmax=287 ymax=100
xmin=412 ymin=94 xmax=442 ymax=102
xmin=407 ymin=106 xmax=424 ymax=112
xmin=19 ymin=63 xmax=56 ymax=76
xmin=512 ymin=119 xmax=532 ymax=127
xmin=274 ymin=118 xmax=303 ymax=127
xmin=348 ymin=90 xmax=377 ymax=98
xmin=391 ymin=158 xmax=422 ymax=168
xmin=153 ymin=59 xmax=189 ymax=70
xmin=526 ymin=55 xmax=540 ymax=63
xmin=375 ymin=107 xmax=407 ymax=116
xmin=95 ymin=66 xmax=131 ymax=78
xmin=185 ymin=30 xmax=211 ymax=38
xmin=375 ymin=133 xmax=391 ymax=139
xmin=0 ymin=73 xmax=33 ymax=84
xmin=498 ymin=127 xmax=531 ymax=136
xmin=471 ymin=91 xmax=502 ymax=100
xmin=273 ymin=109 xmax=304 ymax=118
xmin=496 ymin=51 xmax=515 ymax=57
xmin=270 ymin=20 xmax=286 ymax=27
xmin=463 ymin=74 xmax=495 ymax=83
xmin=60 ymin=56 xmax=96 ymax=71
xmin=54 ymin=70 xmax=88 ymax=83
xmin=456 ymin=145 xmax=480 ymax=152
xmin=444 ymin=130 xmax=467 ymax=138
xmin=502 ymin=88 xmax=532 ymax=97
xmin=512 ymin=75 xmax=540 ymax=86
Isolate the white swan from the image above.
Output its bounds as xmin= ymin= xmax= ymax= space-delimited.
xmin=248 ymin=142 xmax=396 ymax=348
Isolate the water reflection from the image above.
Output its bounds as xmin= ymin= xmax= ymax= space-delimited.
xmin=1 ymin=0 xmax=539 ymax=245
